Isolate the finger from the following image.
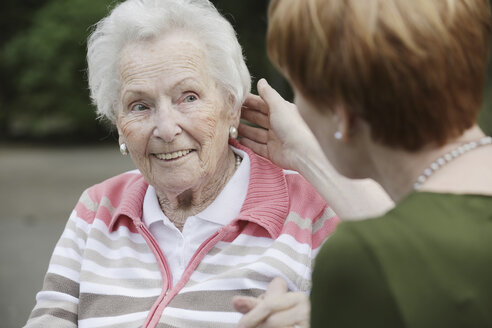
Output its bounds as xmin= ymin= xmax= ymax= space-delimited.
xmin=256 ymin=293 xmax=309 ymax=328
xmin=241 ymin=107 xmax=270 ymax=129
xmin=238 ymin=123 xmax=269 ymax=144
xmin=256 ymin=79 xmax=287 ymax=114
xmin=243 ymin=93 xmax=269 ymax=115
xmin=263 ymin=293 xmax=310 ymax=328
xmin=258 ymin=302 xmax=309 ymax=328
xmin=238 ymin=137 xmax=270 ymax=160
xmin=232 ymin=296 xmax=260 ymax=314
xmin=237 ymin=293 xmax=299 ymax=328
xmin=265 ymin=277 xmax=288 ymax=297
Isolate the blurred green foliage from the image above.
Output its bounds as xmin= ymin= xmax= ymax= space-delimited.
xmin=0 ymin=0 xmax=283 ymax=143
xmin=1 ymin=0 xmax=112 ymax=141
xmin=0 ymin=0 xmax=490 ymax=142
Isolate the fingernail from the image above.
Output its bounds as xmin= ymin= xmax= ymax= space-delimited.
xmin=258 ymin=78 xmax=269 ymax=88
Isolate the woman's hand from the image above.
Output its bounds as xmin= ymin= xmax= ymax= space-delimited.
xmin=233 ymin=277 xmax=310 ymax=328
xmin=240 ymin=79 xmax=394 ymax=220
xmin=239 ymin=79 xmax=322 ymax=172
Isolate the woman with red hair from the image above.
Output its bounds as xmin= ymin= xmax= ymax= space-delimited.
xmin=236 ymin=0 xmax=492 ymax=327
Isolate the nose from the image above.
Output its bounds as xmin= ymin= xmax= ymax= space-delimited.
xmin=153 ymin=103 xmax=182 ymax=143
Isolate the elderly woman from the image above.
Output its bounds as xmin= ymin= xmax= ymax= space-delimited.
xmin=24 ymin=0 xmax=342 ymax=327
xmin=237 ymin=0 xmax=492 ymax=327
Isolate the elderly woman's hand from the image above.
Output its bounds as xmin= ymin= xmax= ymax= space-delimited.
xmin=239 ymin=79 xmax=322 ymax=172
xmin=233 ymin=277 xmax=310 ymax=328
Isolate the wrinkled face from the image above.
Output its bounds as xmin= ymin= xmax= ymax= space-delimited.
xmin=117 ymin=32 xmax=237 ymax=195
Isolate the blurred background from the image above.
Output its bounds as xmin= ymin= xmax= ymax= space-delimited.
xmin=0 ymin=0 xmax=491 ymax=327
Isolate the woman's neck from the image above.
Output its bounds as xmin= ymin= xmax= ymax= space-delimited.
xmin=367 ymin=125 xmax=492 ymax=202
xmin=155 ymin=148 xmax=237 ymax=230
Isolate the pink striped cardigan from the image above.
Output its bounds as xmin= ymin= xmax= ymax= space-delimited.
xmin=25 ymin=142 xmax=340 ymax=328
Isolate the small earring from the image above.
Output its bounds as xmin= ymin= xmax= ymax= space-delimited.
xmin=119 ymin=143 xmax=128 ymax=155
xmin=334 ymin=131 xmax=343 ymax=140
xmin=229 ymin=126 xmax=238 ymax=139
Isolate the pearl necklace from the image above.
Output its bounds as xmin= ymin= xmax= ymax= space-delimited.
xmin=413 ymin=136 xmax=492 ymax=190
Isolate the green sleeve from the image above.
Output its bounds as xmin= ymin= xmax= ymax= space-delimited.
xmin=310 ymin=224 xmax=405 ymax=328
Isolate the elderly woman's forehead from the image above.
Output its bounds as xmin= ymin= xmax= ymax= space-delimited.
xmin=117 ymin=35 xmax=216 ymax=93
xmin=127 ymin=32 xmax=204 ymax=54
xmin=121 ymin=36 xmax=201 ymax=64
xmin=120 ymin=34 xmax=206 ymax=68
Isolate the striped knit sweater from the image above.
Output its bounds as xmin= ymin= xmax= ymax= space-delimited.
xmin=25 ymin=143 xmax=340 ymax=328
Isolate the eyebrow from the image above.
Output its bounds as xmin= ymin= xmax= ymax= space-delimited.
xmin=120 ymin=89 xmax=149 ymax=105
xmin=122 ymin=76 xmax=203 ymax=97
xmin=171 ymin=77 xmax=203 ymax=90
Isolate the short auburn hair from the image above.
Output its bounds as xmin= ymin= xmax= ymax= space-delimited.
xmin=267 ymin=0 xmax=491 ymax=151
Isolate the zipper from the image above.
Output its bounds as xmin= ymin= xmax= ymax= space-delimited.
xmin=135 ymin=221 xmax=173 ymax=328
xmin=146 ymin=224 xmax=240 ymax=327
xmin=184 ymin=228 xmax=227 ymax=274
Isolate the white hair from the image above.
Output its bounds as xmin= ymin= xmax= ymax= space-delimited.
xmin=87 ymin=0 xmax=251 ymax=122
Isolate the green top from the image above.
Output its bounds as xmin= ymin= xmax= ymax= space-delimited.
xmin=311 ymin=192 xmax=492 ymax=328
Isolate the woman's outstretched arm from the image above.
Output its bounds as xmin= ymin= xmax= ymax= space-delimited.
xmin=239 ymin=79 xmax=393 ymax=220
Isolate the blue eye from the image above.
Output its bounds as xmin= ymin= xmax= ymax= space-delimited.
xmin=131 ymin=103 xmax=148 ymax=111
xmin=184 ymin=94 xmax=197 ymax=103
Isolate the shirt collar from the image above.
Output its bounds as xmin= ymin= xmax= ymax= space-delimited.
xmin=232 ymin=140 xmax=290 ymax=239
xmin=142 ymin=185 xmax=167 ymax=227
xmin=195 ymin=146 xmax=250 ymax=225
xmin=110 ymin=140 xmax=290 ymax=239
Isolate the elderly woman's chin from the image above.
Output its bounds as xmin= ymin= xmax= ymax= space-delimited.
xmin=149 ymin=151 xmax=202 ymax=191
xmin=132 ymin=141 xmax=233 ymax=199
xmin=149 ymin=152 xmax=221 ymax=194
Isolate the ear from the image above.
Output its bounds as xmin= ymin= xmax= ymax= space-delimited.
xmin=118 ymin=134 xmax=125 ymax=146
xmin=229 ymin=105 xmax=241 ymax=127
xmin=333 ymin=104 xmax=358 ymax=141
xmin=115 ymin=118 xmax=125 ymax=145
xmin=225 ymin=93 xmax=241 ymax=127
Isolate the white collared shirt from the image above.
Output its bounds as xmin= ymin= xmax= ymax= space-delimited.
xmin=142 ymin=147 xmax=250 ymax=287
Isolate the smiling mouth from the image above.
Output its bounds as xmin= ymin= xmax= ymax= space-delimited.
xmin=153 ymin=149 xmax=194 ymax=161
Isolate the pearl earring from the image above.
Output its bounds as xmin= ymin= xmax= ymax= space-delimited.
xmin=119 ymin=143 xmax=128 ymax=155
xmin=229 ymin=126 xmax=238 ymax=139
xmin=334 ymin=131 xmax=343 ymax=140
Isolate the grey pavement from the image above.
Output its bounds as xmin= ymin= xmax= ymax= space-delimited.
xmin=0 ymin=145 xmax=135 ymax=328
